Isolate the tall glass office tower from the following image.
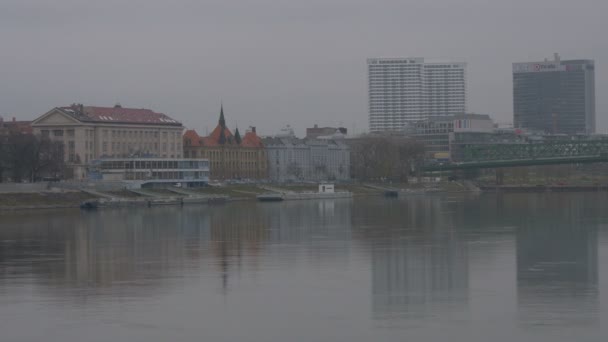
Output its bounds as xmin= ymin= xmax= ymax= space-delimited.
xmin=513 ymin=54 xmax=595 ymax=134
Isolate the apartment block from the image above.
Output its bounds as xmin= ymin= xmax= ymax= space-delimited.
xmin=368 ymin=57 xmax=467 ymax=132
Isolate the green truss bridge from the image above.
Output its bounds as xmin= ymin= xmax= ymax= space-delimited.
xmin=423 ymin=139 xmax=608 ymax=172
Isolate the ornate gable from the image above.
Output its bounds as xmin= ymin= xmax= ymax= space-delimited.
xmin=31 ymin=108 xmax=81 ymax=126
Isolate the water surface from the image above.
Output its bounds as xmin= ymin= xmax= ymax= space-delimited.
xmin=1 ymin=194 xmax=607 ymax=341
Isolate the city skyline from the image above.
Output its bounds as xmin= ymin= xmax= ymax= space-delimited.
xmin=1 ymin=0 xmax=607 ymax=136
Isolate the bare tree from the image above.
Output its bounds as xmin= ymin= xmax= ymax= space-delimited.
xmin=312 ymin=162 xmax=327 ymax=180
xmin=3 ymin=133 xmax=65 ymax=182
xmin=0 ymin=138 xmax=7 ymax=182
xmin=349 ymin=135 xmax=424 ymax=182
xmin=286 ymin=161 xmax=303 ymax=180
xmin=30 ymin=137 xmax=65 ymax=181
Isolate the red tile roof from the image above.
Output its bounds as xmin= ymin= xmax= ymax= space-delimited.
xmin=241 ymin=131 xmax=264 ymax=148
xmin=182 ymin=108 xmax=263 ymax=148
xmin=204 ymin=124 xmax=233 ymax=146
xmin=0 ymin=120 xmax=33 ymax=135
xmin=183 ymin=126 xmax=264 ymax=148
xmin=183 ymin=129 xmax=202 ymax=147
xmin=60 ymin=105 xmax=181 ymax=126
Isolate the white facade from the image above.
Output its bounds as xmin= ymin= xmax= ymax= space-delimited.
xmin=318 ymin=184 xmax=334 ymax=193
xmin=263 ymin=137 xmax=350 ymax=182
xmin=452 ymin=114 xmax=494 ymax=133
xmin=368 ymin=57 xmax=467 ymax=132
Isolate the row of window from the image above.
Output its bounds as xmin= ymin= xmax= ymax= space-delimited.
xmin=187 ymin=149 xmax=264 ymax=159
xmin=105 ymin=130 xmax=180 ymax=140
xmin=99 ymin=160 xmax=208 ymax=170
xmin=209 ymin=161 xmax=261 ymax=168
xmin=369 ymin=92 xmax=465 ymax=95
xmin=40 ymin=128 xmax=181 ymax=141
xmin=122 ymin=171 xmax=209 ymax=181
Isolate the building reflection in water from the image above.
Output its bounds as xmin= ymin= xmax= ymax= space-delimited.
xmin=0 ymin=207 xmax=214 ymax=300
xmin=353 ymin=197 xmax=470 ymax=321
xmin=206 ymin=203 xmax=270 ymax=292
xmin=0 ymin=193 xmax=603 ymax=330
xmin=0 ymin=199 xmax=354 ymax=300
xmin=515 ymin=195 xmax=599 ymax=326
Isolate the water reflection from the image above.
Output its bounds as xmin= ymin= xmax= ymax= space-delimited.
xmin=0 ymin=200 xmax=354 ymax=299
xmin=371 ymin=236 xmax=469 ymax=319
xmin=0 ymin=208 xmax=211 ymax=300
xmin=0 ymin=194 xmax=607 ymax=340
xmin=514 ymin=195 xmax=599 ymax=326
xmin=351 ymin=197 xmax=470 ymax=321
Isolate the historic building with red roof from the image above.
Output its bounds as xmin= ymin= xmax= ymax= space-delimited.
xmin=31 ymin=103 xmax=184 ymax=179
xmin=0 ymin=117 xmax=33 ymax=139
xmin=183 ymin=106 xmax=267 ymax=180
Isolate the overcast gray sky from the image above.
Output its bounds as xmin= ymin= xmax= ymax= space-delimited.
xmin=1 ymin=0 xmax=606 ymax=136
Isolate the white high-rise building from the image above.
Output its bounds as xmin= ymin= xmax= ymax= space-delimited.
xmin=367 ymin=57 xmax=467 ymax=132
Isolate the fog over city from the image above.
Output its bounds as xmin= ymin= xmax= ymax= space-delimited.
xmin=1 ymin=0 xmax=606 ymax=136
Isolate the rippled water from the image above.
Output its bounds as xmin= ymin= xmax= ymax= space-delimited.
xmin=1 ymin=193 xmax=607 ymax=341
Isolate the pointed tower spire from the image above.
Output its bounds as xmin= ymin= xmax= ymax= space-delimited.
xmin=219 ymin=127 xmax=226 ymax=145
xmin=234 ymin=127 xmax=242 ymax=144
xmin=219 ymin=104 xmax=226 ymax=128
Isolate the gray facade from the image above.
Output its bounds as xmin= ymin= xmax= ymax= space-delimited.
xmin=513 ymin=54 xmax=595 ymax=134
xmin=404 ymin=114 xmax=493 ymax=159
xmin=263 ymin=137 xmax=350 ymax=182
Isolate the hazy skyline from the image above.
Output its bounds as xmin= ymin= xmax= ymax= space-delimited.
xmin=1 ymin=0 xmax=606 ymax=136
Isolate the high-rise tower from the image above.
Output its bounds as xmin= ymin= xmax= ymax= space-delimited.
xmin=367 ymin=57 xmax=467 ymax=132
xmin=513 ymin=53 xmax=595 ymax=134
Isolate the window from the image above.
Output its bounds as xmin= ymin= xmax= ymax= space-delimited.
xmin=102 ymin=142 xmax=108 ymax=153
xmin=67 ymin=129 xmax=75 ymax=137
xmin=53 ymin=129 xmax=63 ymax=137
xmin=41 ymin=130 xmax=49 ymax=137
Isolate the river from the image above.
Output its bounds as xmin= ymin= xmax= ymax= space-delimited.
xmin=1 ymin=193 xmax=607 ymax=341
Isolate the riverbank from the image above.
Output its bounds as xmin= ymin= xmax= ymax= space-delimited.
xmin=0 ymin=191 xmax=97 ymax=211
xmin=0 ymin=182 xmax=474 ymax=211
xmin=480 ymin=184 xmax=608 ymax=192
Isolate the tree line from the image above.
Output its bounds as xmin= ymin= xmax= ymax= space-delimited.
xmin=0 ymin=133 xmax=65 ymax=183
xmin=348 ymin=135 xmax=425 ymax=182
